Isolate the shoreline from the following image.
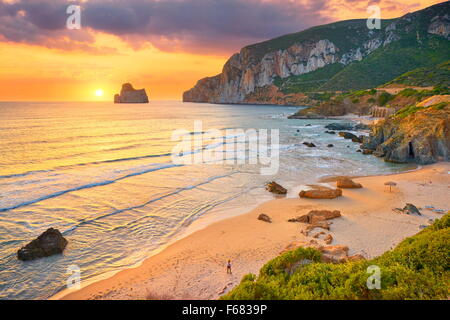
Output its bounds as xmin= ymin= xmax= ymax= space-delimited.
xmin=53 ymin=162 xmax=449 ymax=300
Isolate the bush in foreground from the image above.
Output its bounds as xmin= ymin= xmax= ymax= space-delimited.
xmin=222 ymin=214 xmax=449 ymax=300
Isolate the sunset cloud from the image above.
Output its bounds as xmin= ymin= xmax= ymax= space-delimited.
xmin=1 ymin=0 xmax=441 ymax=55
xmin=0 ymin=0 xmax=445 ymax=101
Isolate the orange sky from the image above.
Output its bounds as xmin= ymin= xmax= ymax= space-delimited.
xmin=0 ymin=0 xmax=444 ymax=101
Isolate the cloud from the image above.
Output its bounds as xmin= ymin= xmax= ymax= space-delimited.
xmin=0 ymin=0 xmax=442 ymax=54
xmin=0 ymin=0 xmax=334 ymax=54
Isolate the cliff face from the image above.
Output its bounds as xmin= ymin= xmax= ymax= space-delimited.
xmin=183 ymin=1 xmax=450 ymax=104
xmin=362 ymin=102 xmax=450 ymax=164
xmin=183 ymin=38 xmax=366 ymax=103
xmin=114 ymin=83 xmax=149 ymax=104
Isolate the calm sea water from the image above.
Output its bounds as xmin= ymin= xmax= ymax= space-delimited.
xmin=0 ymin=101 xmax=409 ymax=299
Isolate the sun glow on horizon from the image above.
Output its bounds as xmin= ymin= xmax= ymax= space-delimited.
xmin=95 ymin=89 xmax=104 ymax=97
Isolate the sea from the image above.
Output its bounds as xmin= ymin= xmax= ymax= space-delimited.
xmin=0 ymin=101 xmax=411 ymax=299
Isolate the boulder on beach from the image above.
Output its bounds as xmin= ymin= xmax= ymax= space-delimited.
xmin=306 ymin=221 xmax=331 ymax=232
xmin=336 ymin=178 xmax=363 ymax=189
xmin=299 ymin=187 xmax=342 ymax=199
xmin=393 ymin=203 xmax=422 ymax=215
xmin=17 ymin=228 xmax=68 ymax=261
xmin=288 ymin=215 xmax=309 ymax=223
xmin=320 ymin=245 xmax=349 ymax=263
xmin=289 ymin=209 xmax=341 ymax=225
xmin=403 ymin=203 xmax=422 ymax=215
xmin=265 ymin=181 xmax=287 ymax=194
xmin=258 ymin=213 xmax=272 ymax=223
xmin=309 ymin=210 xmax=341 ymax=221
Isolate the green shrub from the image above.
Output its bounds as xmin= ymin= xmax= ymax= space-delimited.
xmin=395 ymin=105 xmax=424 ymax=118
xmin=222 ymin=213 xmax=450 ymax=300
xmin=399 ymin=88 xmax=418 ymax=97
xmin=431 ymin=102 xmax=448 ymax=110
xmin=378 ymin=92 xmax=393 ymax=106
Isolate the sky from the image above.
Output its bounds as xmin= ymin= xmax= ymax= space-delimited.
xmin=0 ymin=0 xmax=445 ymax=101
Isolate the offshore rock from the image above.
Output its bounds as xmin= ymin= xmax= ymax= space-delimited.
xmin=114 ymin=83 xmax=149 ymax=103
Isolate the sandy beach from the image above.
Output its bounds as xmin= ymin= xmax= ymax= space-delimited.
xmin=54 ymin=163 xmax=450 ymax=300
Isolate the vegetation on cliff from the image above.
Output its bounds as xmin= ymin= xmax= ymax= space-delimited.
xmin=222 ymin=213 xmax=450 ymax=300
xmin=290 ymin=85 xmax=449 ymax=119
xmin=319 ymin=37 xmax=450 ymax=91
xmin=385 ymin=60 xmax=450 ymax=87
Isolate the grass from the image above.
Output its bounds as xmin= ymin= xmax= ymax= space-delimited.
xmin=222 ymin=213 xmax=450 ymax=300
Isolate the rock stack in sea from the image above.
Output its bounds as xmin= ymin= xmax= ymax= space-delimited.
xmin=114 ymin=83 xmax=149 ymax=103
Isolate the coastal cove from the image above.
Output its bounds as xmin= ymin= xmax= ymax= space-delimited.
xmin=54 ymin=163 xmax=450 ymax=300
xmin=0 ymin=101 xmax=413 ymax=300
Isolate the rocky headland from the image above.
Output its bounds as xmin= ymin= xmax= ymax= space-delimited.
xmin=362 ymin=100 xmax=450 ymax=164
xmin=183 ymin=2 xmax=449 ymax=105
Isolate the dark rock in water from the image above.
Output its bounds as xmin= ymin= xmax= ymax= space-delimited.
xmin=354 ymin=123 xmax=371 ymax=130
xmin=305 ymin=124 xmax=312 ymax=127
xmin=288 ymin=114 xmax=326 ymax=119
xmin=18 ymin=228 xmax=68 ymax=261
xmin=357 ymin=149 xmax=362 ymax=152
xmin=296 ymin=129 xmax=300 ymax=132
xmin=258 ymin=214 xmax=272 ymax=223
xmin=266 ymin=181 xmax=287 ymax=194
xmin=325 ymin=130 xmax=336 ymax=134
xmin=114 ymin=83 xmax=149 ymax=103
xmin=327 ymin=144 xmax=334 ymax=148
xmin=325 ymin=123 xmax=355 ymax=131
xmin=303 ymin=142 xmax=316 ymax=148
xmin=403 ymin=203 xmax=422 ymax=215
xmin=339 ymin=132 xmax=362 ymax=143
xmin=362 ymin=149 xmax=374 ymax=155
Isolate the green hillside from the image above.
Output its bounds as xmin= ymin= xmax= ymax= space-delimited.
xmin=254 ymin=1 xmax=450 ymax=93
xmin=319 ymin=37 xmax=450 ymax=91
xmin=244 ymin=19 xmax=392 ymax=61
xmin=222 ymin=213 xmax=450 ymax=300
xmin=385 ymin=60 xmax=450 ymax=87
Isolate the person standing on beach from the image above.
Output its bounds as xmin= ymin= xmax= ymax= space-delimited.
xmin=227 ymin=260 xmax=232 ymax=274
